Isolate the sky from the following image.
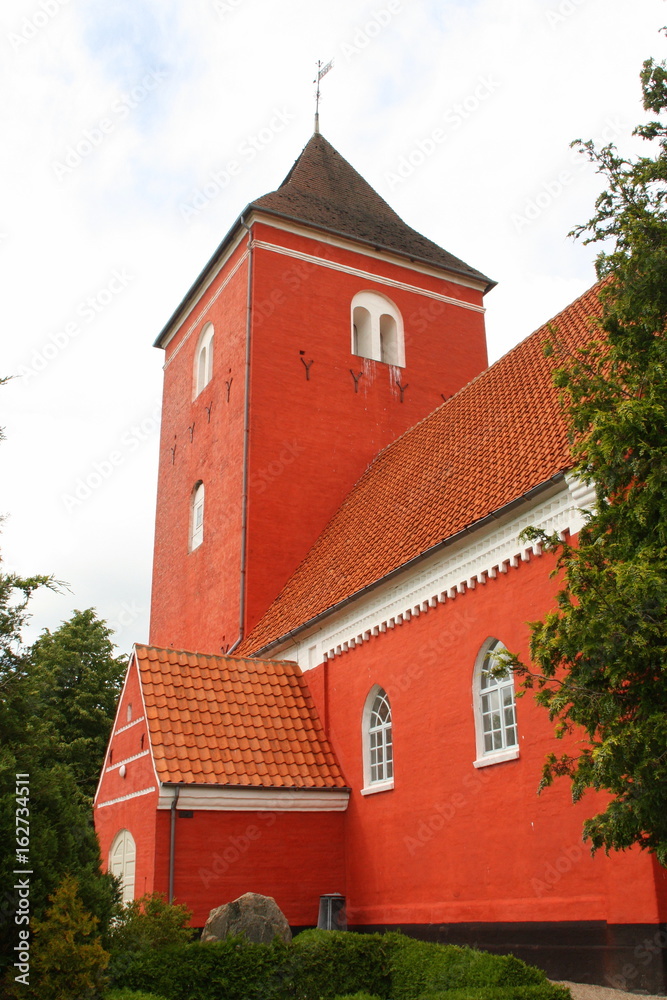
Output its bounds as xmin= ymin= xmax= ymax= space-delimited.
xmin=1 ymin=0 xmax=664 ymax=655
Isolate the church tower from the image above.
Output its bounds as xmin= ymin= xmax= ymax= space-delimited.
xmin=149 ymin=134 xmax=494 ymax=655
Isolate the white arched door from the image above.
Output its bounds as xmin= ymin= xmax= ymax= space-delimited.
xmin=109 ymin=829 xmax=136 ymax=904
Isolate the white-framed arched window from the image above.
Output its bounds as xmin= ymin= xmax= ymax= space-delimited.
xmin=190 ymin=481 xmax=205 ymax=550
xmin=361 ymin=685 xmax=394 ymax=795
xmin=109 ymin=828 xmax=136 ymax=905
xmin=194 ymin=322 xmax=214 ymax=398
xmin=351 ymin=291 xmax=405 ymax=367
xmin=473 ymin=638 xmax=519 ymax=768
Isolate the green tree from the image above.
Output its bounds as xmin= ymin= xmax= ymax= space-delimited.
xmin=27 ymin=608 xmax=126 ymax=797
xmin=510 ymin=50 xmax=667 ymax=863
xmin=7 ymin=875 xmax=110 ymax=1000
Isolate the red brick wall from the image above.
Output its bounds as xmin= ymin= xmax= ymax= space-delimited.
xmin=94 ymin=658 xmax=159 ymax=899
xmin=152 ymin=807 xmax=346 ymax=928
xmin=149 ymin=220 xmax=488 ymax=654
xmin=303 ymin=547 xmax=664 ymax=927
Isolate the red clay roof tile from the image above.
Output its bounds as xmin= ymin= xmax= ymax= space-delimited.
xmin=135 ymin=644 xmax=347 ymax=788
xmin=239 ymin=283 xmax=604 ymax=655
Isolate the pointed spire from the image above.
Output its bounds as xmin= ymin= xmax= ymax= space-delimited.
xmin=251 ymin=134 xmax=493 ymax=288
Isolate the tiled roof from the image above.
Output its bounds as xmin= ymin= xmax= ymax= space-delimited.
xmin=251 ymin=134 xmax=493 ymax=288
xmin=135 ymin=644 xmax=347 ymax=787
xmin=240 ymin=282 xmax=604 ymax=655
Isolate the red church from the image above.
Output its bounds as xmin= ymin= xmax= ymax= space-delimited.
xmin=94 ymin=133 xmax=667 ymax=991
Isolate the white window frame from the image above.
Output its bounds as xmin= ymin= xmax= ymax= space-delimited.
xmin=193 ymin=322 xmax=214 ymax=398
xmin=473 ymin=638 xmax=519 ymax=768
xmin=190 ymin=481 xmax=205 ymax=550
xmin=361 ymin=685 xmax=394 ymax=795
xmin=109 ymin=828 xmax=136 ymax=905
xmin=351 ymin=291 xmax=405 ymax=367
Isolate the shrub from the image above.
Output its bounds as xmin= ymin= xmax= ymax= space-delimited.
xmin=106 ymin=894 xmax=194 ymax=985
xmin=288 ymin=929 xmax=393 ymax=999
xmin=419 ymin=988 xmax=571 ymax=1000
xmin=390 ymin=937 xmax=548 ymax=999
xmin=105 ymin=991 xmax=170 ymax=1000
xmin=5 ymin=874 xmax=110 ymax=1000
xmin=333 ymin=993 xmax=383 ymax=1000
xmin=111 ymin=938 xmax=290 ymax=1000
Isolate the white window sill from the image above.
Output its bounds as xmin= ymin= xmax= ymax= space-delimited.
xmin=473 ymin=747 xmax=519 ymax=769
xmin=360 ymin=778 xmax=394 ymax=796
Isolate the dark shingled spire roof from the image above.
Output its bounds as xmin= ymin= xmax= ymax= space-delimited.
xmin=251 ymin=133 xmax=492 ymax=288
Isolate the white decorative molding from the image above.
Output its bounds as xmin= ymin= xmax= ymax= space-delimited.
xmin=162 ymin=245 xmax=249 ymax=363
xmin=259 ymin=215 xmax=489 ymax=292
xmin=96 ymin=786 xmax=157 ymax=809
xmin=157 ymin=784 xmax=350 ymax=812
xmin=114 ymin=715 xmax=145 ymax=736
xmin=106 ymin=750 xmax=150 ymax=773
xmin=275 ymin=476 xmax=596 ymax=670
xmin=254 ymin=240 xmax=485 ymax=314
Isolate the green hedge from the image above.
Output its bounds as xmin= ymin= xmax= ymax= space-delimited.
xmin=418 ymin=989 xmax=571 ymax=1000
xmin=105 ymin=991 xmax=170 ymax=1000
xmin=109 ymin=929 xmax=571 ymax=1000
xmin=390 ymin=938 xmax=545 ymax=999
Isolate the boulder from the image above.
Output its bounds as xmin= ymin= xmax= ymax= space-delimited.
xmin=201 ymin=891 xmax=292 ymax=944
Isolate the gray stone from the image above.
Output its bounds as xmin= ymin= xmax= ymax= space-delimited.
xmin=201 ymin=891 xmax=292 ymax=944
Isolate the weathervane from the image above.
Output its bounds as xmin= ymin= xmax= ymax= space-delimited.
xmin=314 ymin=58 xmax=334 ymax=134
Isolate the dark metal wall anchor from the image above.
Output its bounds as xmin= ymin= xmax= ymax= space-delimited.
xmin=205 ymin=401 xmax=213 ymax=421
xmin=188 ymin=424 xmax=195 ymax=442
xmin=300 ymin=357 xmax=314 ymax=380
xmin=349 ymin=370 xmax=363 ymax=393
xmin=225 ymin=379 xmax=233 ymax=403
xmin=395 ymin=379 xmax=409 ymax=403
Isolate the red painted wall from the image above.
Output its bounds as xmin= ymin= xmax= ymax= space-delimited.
xmin=149 ymin=219 xmax=489 ymax=655
xmin=303 ymin=546 xmax=664 ymax=928
xmin=152 ymin=807 xmax=346 ymax=928
xmin=149 ymin=239 xmax=249 ymax=654
xmin=94 ymin=658 xmax=160 ymax=900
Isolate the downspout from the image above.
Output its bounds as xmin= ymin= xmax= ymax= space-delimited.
xmin=228 ymin=219 xmax=254 ymax=655
xmin=168 ymin=784 xmax=181 ymax=903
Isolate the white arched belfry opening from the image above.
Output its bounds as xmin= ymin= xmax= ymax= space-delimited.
xmin=109 ymin=829 xmax=136 ymax=904
xmin=351 ymin=291 xmax=405 ymax=367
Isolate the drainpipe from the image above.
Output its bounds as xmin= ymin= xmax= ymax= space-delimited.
xmin=168 ymin=784 xmax=181 ymax=903
xmin=228 ymin=219 xmax=254 ymax=655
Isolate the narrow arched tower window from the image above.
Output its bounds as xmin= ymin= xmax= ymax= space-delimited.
xmin=194 ymin=322 xmax=214 ymax=398
xmin=350 ymin=291 xmax=404 ymax=366
xmin=191 ymin=481 xmax=205 ymax=550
